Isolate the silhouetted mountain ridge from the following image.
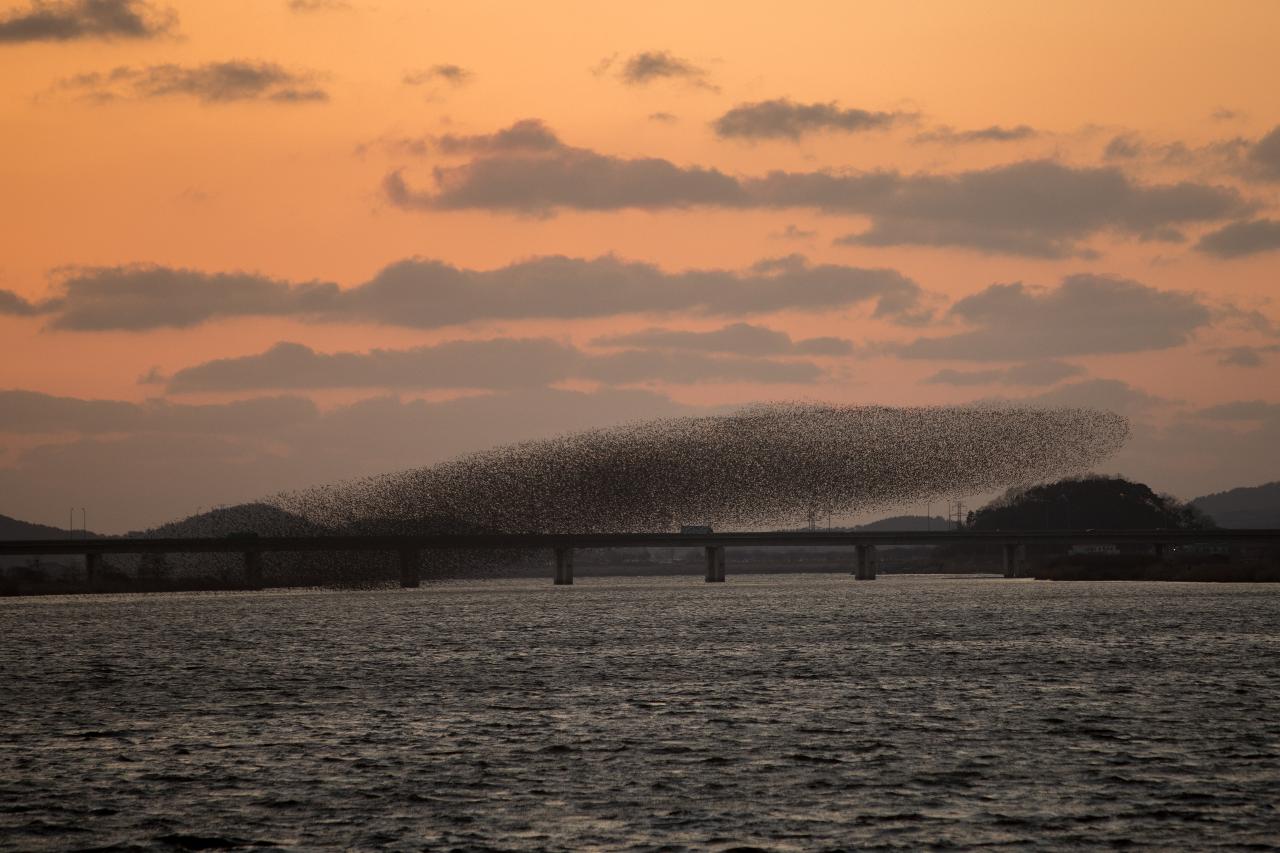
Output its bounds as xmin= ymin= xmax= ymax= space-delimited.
xmin=0 ymin=514 xmax=93 ymax=540
xmin=132 ymin=503 xmax=497 ymax=538
xmin=856 ymin=515 xmax=958 ymax=532
xmin=969 ymin=475 xmax=1213 ymax=531
xmin=133 ymin=503 xmax=336 ymax=538
xmin=1192 ymin=482 xmax=1280 ymax=528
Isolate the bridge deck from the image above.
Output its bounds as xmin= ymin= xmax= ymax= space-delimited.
xmin=2 ymin=528 xmax=1277 ymax=556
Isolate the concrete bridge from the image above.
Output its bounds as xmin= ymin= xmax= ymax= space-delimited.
xmin=2 ymin=529 xmax=1277 ymax=588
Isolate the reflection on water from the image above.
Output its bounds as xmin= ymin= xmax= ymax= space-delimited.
xmin=2 ymin=575 xmax=1278 ymax=850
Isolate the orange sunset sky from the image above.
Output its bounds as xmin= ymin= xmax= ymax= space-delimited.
xmin=2 ymin=0 xmax=1278 ymax=531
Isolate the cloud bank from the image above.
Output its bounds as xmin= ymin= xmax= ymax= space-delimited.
xmin=403 ymin=64 xmax=472 ymax=86
xmin=712 ymin=99 xmax=909 ymax=140
xmin=913 ymin=125 xmax=1037 ymax=144
xmin=1246 ymin=124 xmax=1280 ymax=180
xmin=383 ymin=122 xmax=1248 ymax=256
xmin=14 ymin=254 xmax=924 ymax=332
xmin=923 ymin=360 xmax=1085 ymax=386
xmin=1209 ymin=344 xmax=1280 ymax=367
xmin=1195 ymin=219 xmax=1280 ymax=257
xmin=0 ymin=389 xmax=316 ymax=434
xmin=58 ymin=61 xmax=328 ymax=103
xmin=0 ymin=0 xmax=174 ymax=43
xmin=163 ymin=339 xmax=824 ymax=392
xmin=590 ymin=323 xmax=852 ymax=356
xmin=611 ymin=50 xmax=714 ymax=89
xmin=0 ymin=289 xmax=44 ymax=316
xmin=897 ymin=275 xmax=1211 ymax=360
xmin=287 ymin=0 xmax=349 ymax=11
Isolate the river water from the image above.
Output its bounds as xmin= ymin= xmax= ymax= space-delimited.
xmin=1 ymin=574 xmax=1278 ymax=851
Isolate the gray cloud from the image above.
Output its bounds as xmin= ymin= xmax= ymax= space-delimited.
xmin=1195 ymin=218 xmax=1280 ymax=258
xmin=1103 ymin=134 xmax=1143 ymax=160
xmin=581 ymin=350 xmax=821 ymax=385
xmin=28 ymin=254 xmax=923 ymax=332
xmin=0 ymin=389 xmax=316 ymax=434
xmin=287 ymin=0 xmax=349 ymax=11
xmin=712 ymin=99 xmax=909 ymax=141
xmin=923 ymin=360 xmax=1085 ymax=386
xmin=383 ymin=123 xmax=1247 ymax=256
xmin=1109 ymin=124 xmax=1280 ymax=182
xmin=590 ymin=322 xmax=853 ymax=356
xmin=613 ymin=50 xmax=714 ymax=89
xmin=1102 ymin=132 xmax=1252 ymax=173
xmin=898 ymin=274 xmax=1211 ymax=361
xmin=1135 ymin=226 xmax=1185 ymax=244
xmin=1246 ymin=124 xmax=1280 ymax=180
xmin=1194 ymin=400 xmax=1280 ymax=421
xmin=816 ymin=160 xmax=1249 ymax=258
xmin=346 ymin=255 xmax=924 ymax=327
xmin=167 ymin=340 xmax=579 ymax=392
xmin=1208 ymin=344 xmax=1280 ymax=368
xmin=434 ymin=118 xmax=560 ymax=154
xmin=0 ymin=289 xmax=45 ymax=316
xmin=42 ymin=265 xmax=337 ymax=331
xmin=164 ymin=338 xmax=824 ymax=392
xmin=58 ymin=61 xmax=328 ymax=103
xmin=0 ymin=0 xmax=174 ymax=43
xmin=367 ymin=120 xmax=560 ymax=160
xmin=912 ymin=125 xmax=1037 ymax=144
xmin=403 ymin=64 xmax=472 ymax=86
xmin=384 ymin=139 xmax=744 ymax=213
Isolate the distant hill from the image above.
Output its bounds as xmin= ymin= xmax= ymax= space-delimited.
xmin=133 ymin=502 xmax=503 ymax=538
xmin=132 ymin=502 xmax=333 ymax=538
xmin=0 ymin=514 xmax=87 ymax=540
xmin=1192 ymin=482 xmax=1280 ymax=528
xmin=970 ymin=475 xmax=1213 ymax=530
xmin=857 ymin=515 xmax=957 ymax=532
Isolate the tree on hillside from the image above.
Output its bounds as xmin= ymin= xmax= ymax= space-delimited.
xmin=967 ymin=475 xmax=1215 ymax=531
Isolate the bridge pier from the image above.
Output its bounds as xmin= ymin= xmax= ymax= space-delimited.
xmin=855 ymin=544 xmax=877 ymax=580
xmin=554 ymin=547 xmax=574 ymax=585
xmin=1002 ymin=543 xmax=1027 ymax=578
xmin=399 ymin=548 xmax=420 ymax=588
xmin=704 ymin=545 xmax=725 ymax=582
xmin=1153 ymin=543 xmax=1168 ymax=563
xmin=244 ymin=550 xmax=263 ymax=590
xmin=85 ymin=552 xmax=100 ymax=589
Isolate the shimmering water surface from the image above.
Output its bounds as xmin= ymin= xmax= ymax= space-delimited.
xmin=2 ymin=574 xmax=1279 ymax=851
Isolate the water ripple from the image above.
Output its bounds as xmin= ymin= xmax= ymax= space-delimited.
xmin=2 ymin=576 xmax=1279 ymax=849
